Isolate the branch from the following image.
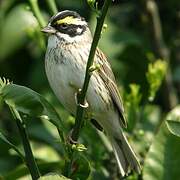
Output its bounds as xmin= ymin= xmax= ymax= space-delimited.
xmin=9 ymin=107 xmax=40 ymax=180
xmin=46 ymin=0 xmax=58 ymax=14
xmin=145 ymin=0 xmax=178 ymax=111
xmin=28 ymin=0 xmax=46 ymax=28
xmin=71 ymin=0 xmax=112 ymax=141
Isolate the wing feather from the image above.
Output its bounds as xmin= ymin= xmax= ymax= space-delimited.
xmin=95 ymin=48 xmax=127 ymax=128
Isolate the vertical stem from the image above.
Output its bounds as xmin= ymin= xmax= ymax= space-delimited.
xmin=72 ymin=0 xmax=111 ymax=141
xmin=28 ymin=0 xmax=46 ymax=27
xmin=46 ymin=0 xmax=58 ymax=14
xmin=145 ymin=0 xmax=178 ymax=111
xmin=10 ymin=107 xmax=40 ymax=180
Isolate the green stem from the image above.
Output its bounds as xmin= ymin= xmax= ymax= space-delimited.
xmin=72 ymin=0 xmax=111 ymax=141
xmin=46 ymin=0 xmax=58 ymax=14
xmin=28 ymin=0 xmax=46 ymax=27
xmin=9 ymin=107 xmax=40 ymax=180
xmin=57 ymin=127 xmax=65 ymax=144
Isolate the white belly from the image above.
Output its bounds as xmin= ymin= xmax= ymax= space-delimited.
xmin=45 ymin=45 xmax=112 ymax=118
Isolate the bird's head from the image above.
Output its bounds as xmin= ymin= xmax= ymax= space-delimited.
xmin=42 ymin=10 xmax=91 ymax=44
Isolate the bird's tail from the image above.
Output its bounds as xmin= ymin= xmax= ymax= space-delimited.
xmin=108 ymin=132 xmax=141 ymax=177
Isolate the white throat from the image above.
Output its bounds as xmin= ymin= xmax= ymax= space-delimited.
xmin=47 ymin=28 xmax=92 ymax=49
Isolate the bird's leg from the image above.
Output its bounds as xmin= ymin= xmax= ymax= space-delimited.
xmin=74 ymin=89 xmax=89 ymax=108
xmin=67 ymin=129 xmax=78 ymax=144
xmin=67 ymin=89 xmax=89 ymax=144
xmin=68 ymin=83 xmax=89 ymax=108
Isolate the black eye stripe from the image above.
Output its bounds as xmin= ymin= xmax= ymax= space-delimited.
xmin=52 ymin=23 xmax=79 ymax=30
xmin=49 ymin=10 xmax=87 ymax=37
xmin=60 ymin=23 xmax=68 ymax=29
xmin=52 ymin=23 xmax=86 ymax=37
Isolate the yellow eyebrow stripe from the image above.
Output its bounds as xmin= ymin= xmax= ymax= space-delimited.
xmin=56 ymin=16 xmax=80 ymax=25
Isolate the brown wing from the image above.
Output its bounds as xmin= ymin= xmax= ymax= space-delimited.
xmin=95 ymin=48 xmax=127 ymax=128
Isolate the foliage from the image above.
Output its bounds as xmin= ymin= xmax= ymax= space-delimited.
xmin=125 ymin=84 xmax=142 ymax=131
xmin=143 ymin=122 xmax=180 ymax=180
xmin=146 ymin=60 xmax=167 ymax=102
xmin=39 ymin=174 xmax=71 ymax=180
xmin=166 ymin=105 xmax=180 ymax=137
xmin=0 ymin=0 xmax=179 ymax=179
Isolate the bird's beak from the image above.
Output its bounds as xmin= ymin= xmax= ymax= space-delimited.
xmin=41 ymin=26 xmax=56 ymax=34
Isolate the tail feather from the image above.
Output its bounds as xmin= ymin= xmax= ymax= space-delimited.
xmin=109 ymin=133 xmax=141 ymax=176
xmin=111 ymin=137 xmax=127 ymax=176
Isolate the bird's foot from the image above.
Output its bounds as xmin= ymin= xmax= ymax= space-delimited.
xmin=74 ymin=89 xmax=89 ymax=108
xmin=67 ymin=129 xmax=77 ymax=145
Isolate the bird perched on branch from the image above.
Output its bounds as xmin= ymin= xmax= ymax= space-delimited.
xmin=42 ymin=10 xmax=141 ymax=176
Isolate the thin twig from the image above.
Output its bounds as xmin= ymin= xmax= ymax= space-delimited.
xmin=145 ymin=0 xmax=178 ymax=111
xmin=9 ymin=107 xmax=40 ymax=180
xmin=28 ymin=0 xmax=46 ymax=28
xmin=46 ymin=0 xmax=58 ymax=14
xmin=72 ymin=0 xmax=111 ymax=141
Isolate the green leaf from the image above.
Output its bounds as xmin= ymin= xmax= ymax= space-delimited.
xmin=0 ymin=83 xmax=63 ymax=130
xmin=0 ymin=4 xmax=39 ymax=60
xmin=166 ymin=105 xmax=180 ymax=137
xmin=3 ymin=164 xmax=29 ymax=180
xmin=0 ymin=132 xmax=24 ymax=160
xmin=70 ymin=154 xmax=91 ymax=180
xmin=72 ymin=143 xmax=87 ymax=152
xmin=125 ymin=84 xmax=142 ymax=131
xmin=28 ymin=122 xmax=65 ymax=155
xmin=146 ymin=60 xmax=167 ymax=101
xmin=87 ymin=0 xmax=100 ymax=14
xmin=3 ymin=162 xmax=63 ymax=180
xmin=143 ymin=122 xmax=180 ymax=180
xmin=39 ymin=174 xmax=71 ymax=180
xmin=134 ymin=105 xmax=161 ymax=155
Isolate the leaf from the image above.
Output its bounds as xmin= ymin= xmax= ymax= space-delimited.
xmin=70 ymin=154 xmax=91 ymax=180
xmin=3 ymin=164 xmax=29 ymax=180
xmin=0 ymin=83 xmax=63 ymax=130
xmin=146 ymin=60 xmax=167 ymax=101
xmin=3 ymin=162 xmax=63 ymax=180
xmin=0 ymin=4 xmax=39 ymax=60
xmin=28 ymin=122 xmax=65 ymax=155
xmin=39 ymin=174 xmax=71 ymax=180
xmin=143 ymin=122 xmax=180 ymax=180
xmin=166 ymin=105 xmax=180 ymax=137
xmin=133 ymin=105 xmax=161 ymax=157
xmin=125 ymin=84 xmax=142 ymax=131
xmin=0 ymin=131 xmax=24 ymax=160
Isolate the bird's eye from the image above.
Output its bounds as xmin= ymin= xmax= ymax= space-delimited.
xmin=60 ymin=23 xmax=68 ymax=29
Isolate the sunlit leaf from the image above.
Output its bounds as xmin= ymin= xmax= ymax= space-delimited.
xmin=166 ymin=105 xmax=180 ymax=137
xmin=3 ymin=162 xmax=63 ymax=180
xmin=28 ymin=122 xmax=64 ymax=155
xmin=143 ymin=122 xmax=180 ymax=180
xmin=39 ymin=174 xmax=71 ymax=180
xmin=146 ymin=60 xmax=167 ymax=101
xmin=0 ymin=4 xmax=39 ymax=60
xmin=0 ymin=83 xmax=63 ymax=130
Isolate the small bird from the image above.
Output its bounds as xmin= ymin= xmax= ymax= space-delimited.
xmin=42 ymin=10 xmax=141 ymax=176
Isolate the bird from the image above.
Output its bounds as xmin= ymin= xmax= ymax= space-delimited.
xmin=41 ymin=10 xmax=141 ymax=177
